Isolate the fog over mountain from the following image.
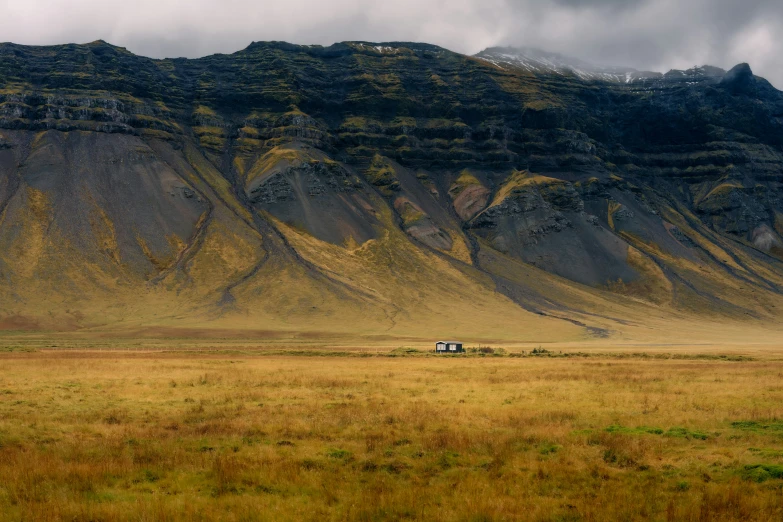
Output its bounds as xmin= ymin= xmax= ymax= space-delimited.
xmin=1 ymin=0 xmax=781 ymax=88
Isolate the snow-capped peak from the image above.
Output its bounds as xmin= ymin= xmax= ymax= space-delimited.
xmin=473 ymin=47 xmax=725 ymax=87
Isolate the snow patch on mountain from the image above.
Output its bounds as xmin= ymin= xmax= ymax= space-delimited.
xmin=474 ymin=47 xmax=725 ymax=87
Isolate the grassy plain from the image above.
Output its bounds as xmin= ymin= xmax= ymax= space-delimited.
xmin=1 ymin=345 xmax=783 ymax=521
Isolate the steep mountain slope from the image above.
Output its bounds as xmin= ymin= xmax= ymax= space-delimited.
xmin=0 ymin=40 xmax=782 ymax=341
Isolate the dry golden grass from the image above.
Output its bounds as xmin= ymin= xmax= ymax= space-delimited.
xmin=1 ymin=349 xmax=783 ymax=521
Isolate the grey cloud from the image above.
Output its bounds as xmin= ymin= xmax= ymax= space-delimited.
xmin=0 ymin=0 xmax=780 ymax=88
xmin=547 ymin=0 xmax=650 ymax=10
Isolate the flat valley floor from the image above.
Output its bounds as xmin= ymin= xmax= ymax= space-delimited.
xmin=1 ymin=342 xmax=783 ymax=521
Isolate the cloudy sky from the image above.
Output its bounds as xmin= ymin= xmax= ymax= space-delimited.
xmin=1 ymin=0 xmax=781 ymax=87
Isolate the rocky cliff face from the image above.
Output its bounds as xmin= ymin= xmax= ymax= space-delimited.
xmin=0 ymin=39 xmax=782 ymax=337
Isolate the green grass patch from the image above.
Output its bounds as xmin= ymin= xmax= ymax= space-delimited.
xmin=389 ymin=347 xmax=422 ymax=355
xmin=0 ymin=346 xmax=37 ymax=353
xmin=731 ymin=420 xmax=783 ymax=433
xmin=664 ymin=427 xmax=710 ymax=440
xmin=740 ymin=464 xmax=783 ymax=483
xmin=606 ymin=425 xmax=665 ymax=436
xmin=748 ymin=447 xmax=783 ymax=458
xmin=326 ymin=448 xmax=352 ymax=460
xmin=605 ymin=425 xmax=709 ymax=440
xmin=538 ymin=442 xmax=561 ymax=456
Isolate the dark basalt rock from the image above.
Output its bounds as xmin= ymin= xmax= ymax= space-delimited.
xmin=250 ymin=173 xmax=296 ymax=204
xmin=469 ymin=183 xmax=573 ymax=244
xmin=250 ymin=160 xmax=357 ymax=204
xmin=668 ymin=225 xmax=693 ymax=246
xmin=613 ymin=206 xmax=635 ymax=222
xmin=721 ymin=63 xmax=755 ymax=94
xmin=539 ymin=182 xmax=584 ymax=212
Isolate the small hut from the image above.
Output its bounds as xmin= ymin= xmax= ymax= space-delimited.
xmin=435 ymin=341 xmax=464 ymax=353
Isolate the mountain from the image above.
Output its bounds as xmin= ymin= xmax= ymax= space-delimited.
xmin=474 ymin=46 xmax=655 ymax=82
xmin=473 ymin=46 xmax=728 ymax=86
xmin=0 ymin=39 xmax=782 ymax=341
